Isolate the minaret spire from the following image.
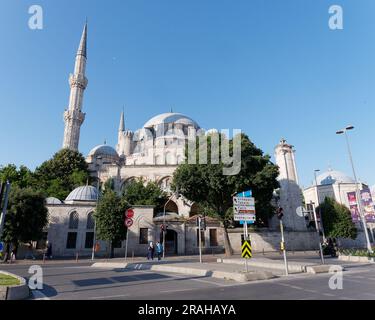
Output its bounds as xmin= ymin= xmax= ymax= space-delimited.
xmin=119 ymin=108 xmax=125 ymax=132
xmin=62 ymin=23 xmax=89 ymax=151
xmin=77 ymin=22 xmax=87 ymax=58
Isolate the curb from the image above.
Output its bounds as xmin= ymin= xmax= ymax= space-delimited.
xmin=338 ymin=255 xmax=375 ymax=263
xmin=217 ymin=258 xmax=342 ymax=274
xmin=0 ymin=271 xmax=30 ymax=300
xmin=91 ymin=262 xmax=128 ymax=269
xmin=217 ymin=258 xmax=305 ymax=273
xmin=150 ymin=265 xmax=275 ymax=282
xmin=90 ymin=261 xmax=276 ymax=282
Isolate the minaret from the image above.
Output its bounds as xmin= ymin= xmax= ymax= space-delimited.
xmin=274 ymin=139 xmax=306 ymax=231
xmin=62 ymin=23 xmax=88 ymax=151
xmin=116 ymin=110 xmax=133 ymax=157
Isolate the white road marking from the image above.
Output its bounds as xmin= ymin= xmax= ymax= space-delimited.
xmin=91 ymin=294 xmax=130 ymax=300
xmin=32 ymin=290 xmax=50 ymax=300
xmin=160 ymin=288 xmax=195 ymax=294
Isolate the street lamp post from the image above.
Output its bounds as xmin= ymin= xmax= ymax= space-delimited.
xmin=162 ymin=197 xmax=173 ymax=259
xmin=336 ymin=126 xmax=373 ymax=253
xmin=314 ymin=169 xmax=326 ymax=242
xmin=310 ymin=201 xmax=325 ymax=264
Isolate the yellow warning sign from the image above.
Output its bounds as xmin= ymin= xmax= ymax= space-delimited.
xmin=241 ymin=240 xmax=252 ymax=259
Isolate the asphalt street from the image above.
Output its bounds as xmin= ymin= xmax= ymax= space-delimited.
xmin=1 ymin=257 xmax=375 ymax=300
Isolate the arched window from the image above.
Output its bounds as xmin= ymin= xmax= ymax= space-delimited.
xmin=68 ymin=212 xmax=79 ymax=229
xmin=86 ymin=212 xmax=95 ymax=229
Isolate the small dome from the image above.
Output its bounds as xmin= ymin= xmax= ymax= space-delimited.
xmin=143 ymin=113 xmax=199 ymax=129
xmin=65 ymin=186 xmax=99 ymax=202
xmin=88 ymin=145 xmax=119 ymax=158
xmin=46 ymin=197 xmax=62 ymax=205
xmin=316 ymin=170 xmax=355 ymax=186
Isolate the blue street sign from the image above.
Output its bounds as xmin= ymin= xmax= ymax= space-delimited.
xmin=236 ymin=190 xmax=253 ymax=224
xmin=240 ymin=220 xmax=255 ymax=225
xmin=0 ymin=242 xmax=3 ymax=252
xmin=237 ymin=190 xmax=252 ymax=198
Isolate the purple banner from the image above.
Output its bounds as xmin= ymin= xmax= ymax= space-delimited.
xmin=360 ymin=188 xmax=375 ymax=222
xmin=347 ymin=189 xmax=375 ymax=223
xmin=347 ymin=192 xmax=360 ymax=223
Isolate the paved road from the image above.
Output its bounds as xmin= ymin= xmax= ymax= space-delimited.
xmin=1 ymin=258 xmax=374 ymax=300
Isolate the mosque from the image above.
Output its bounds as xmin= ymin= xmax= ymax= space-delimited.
xmin=44 ymin=24 xmax=372 ymax=257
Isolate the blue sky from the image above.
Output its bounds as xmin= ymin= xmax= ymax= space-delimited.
xmin=0 ymin=0 xmax=374 ymax=188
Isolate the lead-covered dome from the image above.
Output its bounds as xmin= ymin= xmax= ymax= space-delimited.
xmin=65 ymin=186 xmax=99 ymax=202
xmin=88 ymin=145 xmax=119 ymax=158
xmin=143 ymin=113 xmax=199 ymax=129
xmin=46 ymin=197 xmax=62 ymax=205
xmin=316 ymin=170 xmax=355 ymax=186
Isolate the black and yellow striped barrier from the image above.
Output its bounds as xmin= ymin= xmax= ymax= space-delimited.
xmin=241 ymin=240 xmax=252 ymax=259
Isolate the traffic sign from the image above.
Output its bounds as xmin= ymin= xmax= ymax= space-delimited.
xmin=125 ymin=218 xmax=133 ymax=228
xmin=241 ymin=240 xmax=252 ymax=259
xmin=234 ymin=213 xmax=256 ymax=222
xmin=233 ymin=197 xmax=255 ymax=206
xmin=125 ymin=208 xmax=134 ymax=219
xmin=0 ymin=242 xmax=3 ymax=252
xmin=234 ymin=206 xmax=255 ymax=214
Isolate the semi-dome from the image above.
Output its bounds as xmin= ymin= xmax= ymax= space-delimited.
xmin=143 ymin=112 xmax=199 ymax=129
xmin=316 ymin=170 xmax=355 ymax=186
xmin=65 ymin=185 xmax=99 ymax=202
xmin=46 ymin=197 xmax=62 ymax=205
xmin=88 ymin=144 xmax=119 ymax=158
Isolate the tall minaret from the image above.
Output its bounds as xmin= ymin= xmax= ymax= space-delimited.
xmin=273 ymin=139 xmax=306 ymax=231
xmin=62 ymin=23 xmax=88 ymax=150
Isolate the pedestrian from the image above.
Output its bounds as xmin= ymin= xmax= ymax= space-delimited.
xmin=46 ymin=242 xmax=53 ymax=259
xmin=147 ymin=241 xmax=154 ymax=260
xmin=25 ymin=242 xmax=36 ymax=260
xmin=156 ymin=241 xmax=163 ymax=261
xmin=10 ymin=244 xmax=17 ymax=263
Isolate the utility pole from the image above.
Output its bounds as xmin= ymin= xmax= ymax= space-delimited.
xmin=0 ymin=181 xmax=11 ymax=240
xmin=310 ymin=201 xmax=325 ymax=264
xmin=198 ymin=216 xmax=202 ymax=263
xmin=314 ymin=169 xmax=326 ymax=242
xmin=336 ymin=126 xmax=373 ymax=253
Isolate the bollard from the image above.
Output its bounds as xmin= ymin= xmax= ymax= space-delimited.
xmin=262 ymin=248 xmax=265 ymax=255
xmin=43 ymin=253 xmax=46 ymax=264
xmin=132 ymin=250 xmax=134 ymax=261
xmin=76 ymin=252 xmax=79 ymax=262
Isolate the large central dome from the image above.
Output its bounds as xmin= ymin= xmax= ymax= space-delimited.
xmin=316 ymin=169 xmax=355 ymax=186
xmin=143 ymin=112 xmax=199 ymax=129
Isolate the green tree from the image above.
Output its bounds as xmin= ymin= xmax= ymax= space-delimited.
xmin=94 ymin=190 xmax=128 ymax=258
xmin=1 ymin=187 xmax=48 ymax=260
xmin=172 ymin=133 xmax=279 ymax=255
xmin=0 ymin=164 xmax=35 ymax=188
xmin=34 ymin=149 xmax=90 ymax=199
xmin=122 ymin=179 xmax=167 ymax=211
xmin=318 ymin=197 xmax=357 ymax=240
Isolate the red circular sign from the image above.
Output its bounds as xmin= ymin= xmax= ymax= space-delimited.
xmin=125 ymin=209 xmax=134 ymax=219
xmin=125 ymin=218 xmax=133 ymax=228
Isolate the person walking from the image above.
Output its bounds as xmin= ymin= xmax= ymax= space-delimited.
xmin=147 ymin=241 xmax=155 ymax=260
xmin=45 ymin=242 xmax=53 ymax=259
xmin=25 ymin=242 xmax=36 ymax=260
xmin=156 ymin=241 xmax=163 ymax=261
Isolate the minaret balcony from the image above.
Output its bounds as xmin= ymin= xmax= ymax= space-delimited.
xmin=69 ymin=73 xmax=88 ymax=89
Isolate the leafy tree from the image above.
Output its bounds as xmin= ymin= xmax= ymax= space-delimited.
xmin=172 ymin=133 xmax=279 ymax=255
xmin=0 ymin=164 xmax=35 ymax=188
xmin=94 ymin=190 xmax=128 ymax=258
xmin=1 ymin=187 xmax=48 ymax=260
xmin=318 ymin=197 xmax=357 ymax=240
xmin=34 ymin=149 xmax=90 ymax=199
xmin=122 ymin=179 xmax=167 ymax=212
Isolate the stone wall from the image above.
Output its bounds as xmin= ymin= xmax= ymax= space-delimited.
xmin=227 ymin=228 xmax=320 ymax=253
